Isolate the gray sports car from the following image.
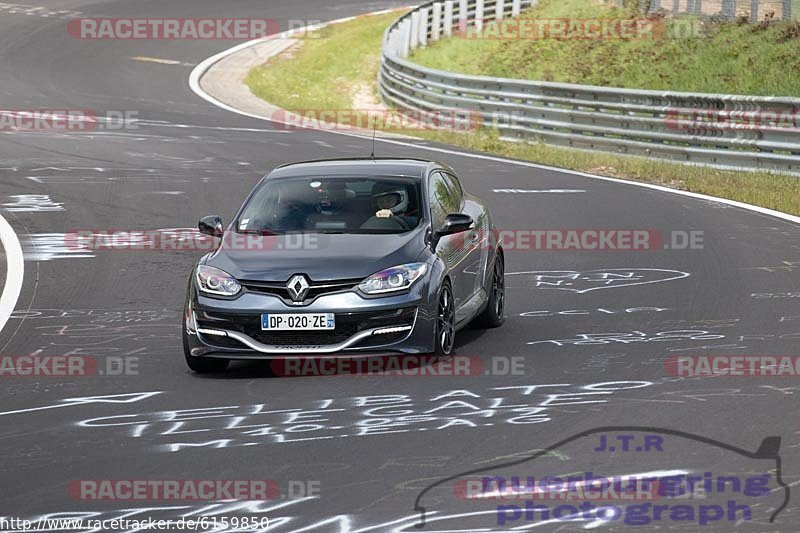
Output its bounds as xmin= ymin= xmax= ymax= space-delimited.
xmin=183 ymin=158 xmax=505 ymax=372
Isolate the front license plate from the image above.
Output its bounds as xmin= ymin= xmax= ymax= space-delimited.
xmin=261 ymin=313 xmax=335 ymax=331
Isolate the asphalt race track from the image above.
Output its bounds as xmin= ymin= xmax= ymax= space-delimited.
xmin=0 ymin=0 xmax=799 ymax=531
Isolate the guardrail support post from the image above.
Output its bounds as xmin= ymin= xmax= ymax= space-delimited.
xmin=458 ymin=0 xmax=468 ymax=33
xmin=400 ymin=19 xmax=412 ymax=57
xmin=475 ymin=0 xmax=485 ymax=31
xmin=512 ymin=0 xmax=521 ymax=17
xmin=410 ymin=11 xmax=420 ymax=49
xmin=444 ymin=0 xmax=454 ymax=36
xmin=495 ymin=0 xmax=506 ymax=19
xmin=649 ymin=0 xmax=660 ymax=13
xmin=750 ymin=0 xmax=759 ymax=21
xmin=418 ymin=7 xmax=429 ymax=47
xmin=432 ymin=2 xmax=443 ymax=41
xmin=722 ymin=0 xmax=735 ymax=19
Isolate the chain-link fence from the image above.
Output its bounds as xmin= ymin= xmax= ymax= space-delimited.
xmin=622 ymin=0 xmax=800 ymax=21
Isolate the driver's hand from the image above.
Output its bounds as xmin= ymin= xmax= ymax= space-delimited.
xmin=376 ymin=209 xmax=393 ymax=218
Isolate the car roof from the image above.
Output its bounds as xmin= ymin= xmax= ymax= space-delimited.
xmin=267 ymin=158 xmax=452 ymax=179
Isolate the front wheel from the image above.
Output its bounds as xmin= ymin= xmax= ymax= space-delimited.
xmin=434 ymin=282 xmax=456 ymax=355
xmin=473 ymin=254 xmax=505 ymax=328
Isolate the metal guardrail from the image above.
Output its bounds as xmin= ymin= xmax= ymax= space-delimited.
xmin=378 ymin=0 xmax=800 ymax=174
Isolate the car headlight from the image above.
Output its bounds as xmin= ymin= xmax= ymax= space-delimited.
xmin=196 ymin=265 xmax=241 ymax=296
xmin=358 ymin=263 xmax=428 ymax=295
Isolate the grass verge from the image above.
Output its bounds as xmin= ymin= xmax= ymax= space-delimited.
xmin=412 ymin=0 xmax=800 ymax=96
xmin=245 ymin=9 xmax=800 ymax=216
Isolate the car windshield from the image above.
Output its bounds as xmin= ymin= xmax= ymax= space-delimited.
xmin=235 ymin=176 xmax=423 ymax=234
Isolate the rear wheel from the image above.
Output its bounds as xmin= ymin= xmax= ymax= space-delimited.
xmin=434 ymin=282 xmax=456 ymax=355
xmin=183 ymin=328 xmax=229 ymax=373
xmin=473 ymin=254 xmax=505 ymax=328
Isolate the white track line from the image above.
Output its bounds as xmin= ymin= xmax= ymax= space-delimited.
xmin=0 ymin=213 xmax=24 ymax=335
xmin=188 ymin=11 xmax=800 ymax=227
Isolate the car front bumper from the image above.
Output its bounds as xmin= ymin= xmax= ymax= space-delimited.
xmin=184 ymin=283 xmax=437 ymax=360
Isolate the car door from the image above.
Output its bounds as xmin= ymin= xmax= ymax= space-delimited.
xmin=428 ymin=170 xmax=473 ymax=321
xmin=442 ymin=170 xmax=486 ymax=311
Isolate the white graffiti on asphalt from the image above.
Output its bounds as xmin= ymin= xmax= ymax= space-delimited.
xmin=75 ymin=382 xmax=653 ymax=452
xmin=0 ymin=392 xmax=160 ymax=417
xmin=10 ymin=308 xmax=175 ymax=322
xmin=528 ymin=330 xmax=725 ymax=347
xmin=520 ymin=307 xmax=669 ymax=317
xmin=22 ymin=233 xmax=94 ymax=261
xmin=2 ymin=194 xmax=64 ymax=212
xmin=505 ymin=269 xmax=690 ymax=293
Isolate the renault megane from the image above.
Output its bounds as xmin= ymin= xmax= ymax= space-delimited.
xmin=183 ymin=158 xmax=505 ymax=373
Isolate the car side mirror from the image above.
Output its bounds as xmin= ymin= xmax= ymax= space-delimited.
xmin=436 ymin=213 xmax=473 ymax=237
xmin=198 ymin=215 xmax=224 ymax=237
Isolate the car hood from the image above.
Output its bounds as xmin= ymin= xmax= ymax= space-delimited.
xmin=205 ymin=228 xmax=428 ymax=282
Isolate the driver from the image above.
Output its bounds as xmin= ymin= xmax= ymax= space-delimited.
xmin=373 ymin=191 xmax=403 ymax=218
xmin=370 ymin=183 xmax=408 ymax=218
xmin=360 ymin=183 xmax=412 ymax=230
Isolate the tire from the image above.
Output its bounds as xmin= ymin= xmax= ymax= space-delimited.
xmin=434 ymin=281 xmax=456 ymax=355
xmin=183 ymin=328 xmax=229 ymax=373
xmin=473 ymin=254 xmax=505 ymax=328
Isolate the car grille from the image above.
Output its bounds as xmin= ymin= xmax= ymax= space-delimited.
xmin=196 ymin=307 xmax=416 ymax=348
xmin=240 ymin=278 xmax=361 ymax=305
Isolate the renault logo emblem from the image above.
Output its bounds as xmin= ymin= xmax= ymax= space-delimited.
xmin=286 ymin=274 xmax=311 ymax=302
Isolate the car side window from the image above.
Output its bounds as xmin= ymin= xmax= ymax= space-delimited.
xmin=429 ymin=172 xmax=454 ymax=229
xmin=435 ymin=171 xmax=461 ymax=210
xmin=443 ymin=172 xmax=464 ymax=203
